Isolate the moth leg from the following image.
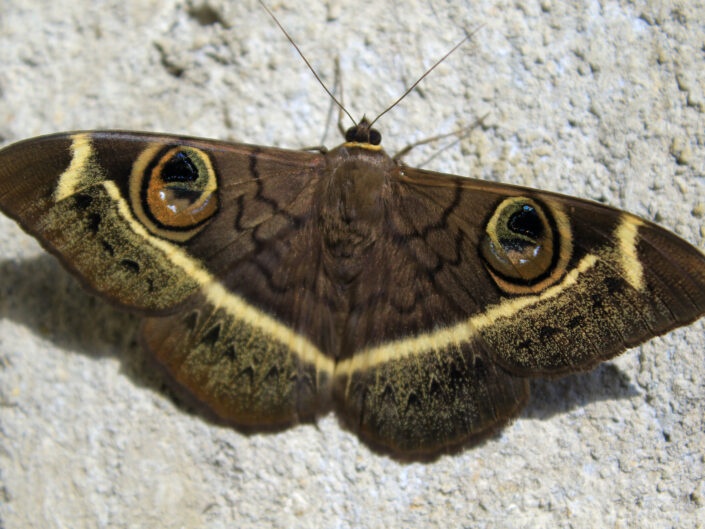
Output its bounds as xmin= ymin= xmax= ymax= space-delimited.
xmin=392 ymin=113 xmax=489 ymax=164
xmin=333 ymin=57 xmax=348 ymax=138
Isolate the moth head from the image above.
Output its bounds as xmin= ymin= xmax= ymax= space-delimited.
xmin=130 ymin=145 xmax=219 ymax=242
xmin=481 ymin=197 xmax=571 ymax=294
xmin=344 ymin=117 xmax=382 ymax=146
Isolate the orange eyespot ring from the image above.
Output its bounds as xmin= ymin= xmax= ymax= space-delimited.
xmin=130 ymin=145 xmax=219 ymax=242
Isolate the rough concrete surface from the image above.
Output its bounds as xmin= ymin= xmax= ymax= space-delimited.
xmin=0 ymin=1 xmax=704 ymax=527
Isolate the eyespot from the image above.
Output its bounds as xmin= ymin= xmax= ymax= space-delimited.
xmin=130 ymin=145 xmax=219 ymax=241
xmin=481 ymin=197 xmax=571 ymax=294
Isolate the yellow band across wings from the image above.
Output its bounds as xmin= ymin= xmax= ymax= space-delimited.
xmin=56 ymin=135 xmax=646 ymax=379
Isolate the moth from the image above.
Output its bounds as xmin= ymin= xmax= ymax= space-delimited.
xmin=1 ymin=23 xmax=704 ymax=460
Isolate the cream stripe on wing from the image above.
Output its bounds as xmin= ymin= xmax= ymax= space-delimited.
xmin=54 ymin=135 xmax=609 ymax=380
xmin=54 ymin=133 xmax=106 ymax=200
xmin=334 ymin=254 xmax=599 ymax=377
xmin=615 ymin=214 xmax=645 ymax=291
xmin=100 ymin=180 xmax=336 ymax=377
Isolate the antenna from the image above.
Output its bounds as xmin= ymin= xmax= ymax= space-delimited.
xmin=259 ymin=1 xmax=481 ymax=135
xmin=368 ymin=27 xmax=482 ymax=129
xmin=258 ymin=0 xmax=356 ymax=127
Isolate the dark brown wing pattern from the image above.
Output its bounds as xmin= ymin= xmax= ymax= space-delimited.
xmin=333 ymin=165 xmax=705 ymax=453
xmin=393 ymin=166 xmax=705 ymax=376
xmin=141 ymin=143 xmax=342 ymax=427
xmin=0 ymin=132 xmax=336 ymax=427
xmin=1 ymin=131 xmax=704 ymax=457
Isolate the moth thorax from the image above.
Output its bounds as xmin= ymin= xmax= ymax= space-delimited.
xmin=328 ymin=159 xmax=389 ymax=222
xmin=318 ymin=160 xmax=390 ymax=263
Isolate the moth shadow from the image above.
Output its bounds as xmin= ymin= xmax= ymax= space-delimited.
xmin=0 ymin=254 xmax=161 ymax=392
xmin=525 ymin=364 xmax=640 ymax=420
xmin=0 ymin=254 xmax=642 ymax=461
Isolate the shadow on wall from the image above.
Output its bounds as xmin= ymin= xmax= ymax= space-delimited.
xmin=0 ymin=253 xmax=640 ymax=457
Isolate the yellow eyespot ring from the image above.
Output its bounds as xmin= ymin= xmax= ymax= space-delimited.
xmin=481 ymin=197 xmax=572 ymax=294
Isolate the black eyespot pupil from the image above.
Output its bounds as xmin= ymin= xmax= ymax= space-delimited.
xmin=162 ymin=152 xmax=198 ymax=182
xmin=507 ymin=204 xmax=543 ymax=238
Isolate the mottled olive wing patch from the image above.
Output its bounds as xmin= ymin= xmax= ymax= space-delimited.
xmin=142 ymin=296 xmax=332 ymax=426
xmin=335 ymin=340 xmax=529 ymax=455
xmin=0 ymin=133 xmax=202 ymax=312
xmin=40 ymin=183 xmax=202 ymax=311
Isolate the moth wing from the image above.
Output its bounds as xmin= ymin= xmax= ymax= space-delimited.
xmin=141 ymin=293 xmax=332 ymax=428
xmin=334 ymin=165 xmax=705 ymax=455
xmin=135 ymin=135 xmax=343 ymax=427
xmin=0 ymin=132 xmax=319 ymax=313
xmin=0 ymin=131 xmax=333 ymax=426
xmin=392 ymin=167 xmax=705 ymax=376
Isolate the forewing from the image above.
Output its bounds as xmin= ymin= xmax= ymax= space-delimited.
xmin=391 ymin=167 xmax=705 ymax=375
xmin=0 ymin=132 xmax=318 ymax=313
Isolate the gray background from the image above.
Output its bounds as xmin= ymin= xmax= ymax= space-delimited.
xmin=1 ymin=0 xmax=704 ymax=527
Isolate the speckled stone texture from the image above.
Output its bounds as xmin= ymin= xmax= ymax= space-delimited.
xmin=0 ymin=1 xmax=704 ymax=528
